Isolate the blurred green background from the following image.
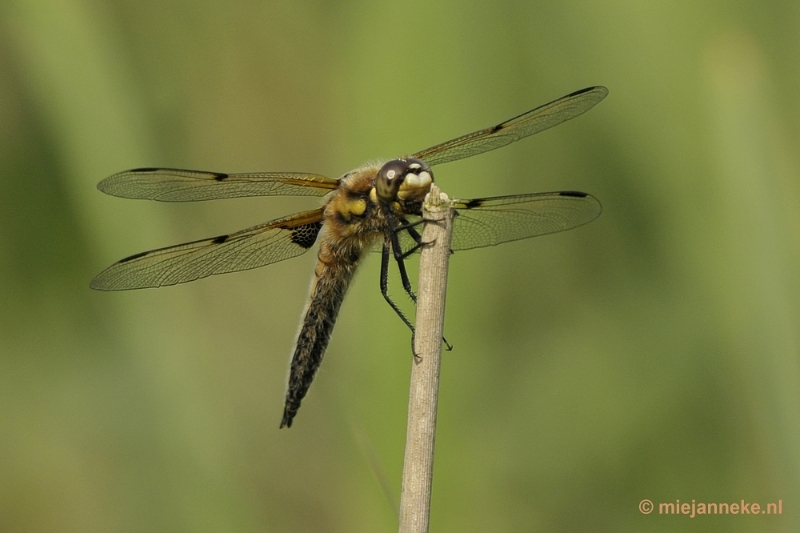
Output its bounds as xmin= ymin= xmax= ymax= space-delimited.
xmin=2 ymin=1 xmax=799 ymax=532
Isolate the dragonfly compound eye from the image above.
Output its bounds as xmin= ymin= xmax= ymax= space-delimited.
xmin=376 ymin=159 xmax=410 ymax=203
xmin=375 ymin=158 xmax=434 ymax=204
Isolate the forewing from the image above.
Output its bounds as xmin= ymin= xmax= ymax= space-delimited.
xmin=91 ymin=209 xmax=325 ymax=290
xmin=98 ymin=168 xmax=338 ymax=201
xmin=450 ymin=192 xmax=601 ymax=250
xmin=412 ymin=86 xmax=608 ymax=167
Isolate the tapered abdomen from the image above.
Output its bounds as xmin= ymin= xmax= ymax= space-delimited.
xmin=280 ymin=241 xmax=361 ymax=428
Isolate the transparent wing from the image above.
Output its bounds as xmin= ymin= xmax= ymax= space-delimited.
xmin=97 ymin=167 xmax=339 ymax=201
xmin=390 ymin=191 xmax=601 ymax=254
xmin=412 ymin=86 xmax=608 ymax=167
xmin=91 ymin=208 xmax=325 ymax=290
xmin=450 ymin=191 xmax=601 ymax=249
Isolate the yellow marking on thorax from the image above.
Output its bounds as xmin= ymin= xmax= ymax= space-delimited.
xmin=335 ymin=197 xmax=367 ymax=222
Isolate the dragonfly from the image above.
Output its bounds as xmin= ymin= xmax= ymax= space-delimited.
xmin=91 ymin=86 xmax=607 ymax=428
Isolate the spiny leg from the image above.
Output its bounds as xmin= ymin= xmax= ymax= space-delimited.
xmin=380 ymin=240 xmax=419 ymax=357
xmin=373 ymin=206 xmax=421 ymax=309
xmin=390 ymin=217 xmax=454 ymax=353
xmin=396 ymin=215 xmax=452 ymax=260
xmin=401 ymin=214 xmax=454 ymax=351
xmin=380 ymin=239 xmax=415 ymax=333
xmin=389 ymin=224 xmax=418 ymax=305
xmin=395 ymin=218 xmax=426 ymax=259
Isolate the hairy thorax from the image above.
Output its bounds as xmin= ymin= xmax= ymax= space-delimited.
xmin=318 ymin=161 xmax=431 ymax=268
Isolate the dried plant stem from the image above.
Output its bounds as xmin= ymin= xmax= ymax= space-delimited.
xmin=398 ymin=185 xmax=454 ymax=533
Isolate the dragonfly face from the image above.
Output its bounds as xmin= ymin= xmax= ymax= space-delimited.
xmin=374 ymin=158 xmax=433 ymax=204
xmin=91 ymin=86 xmax=608 ymax=428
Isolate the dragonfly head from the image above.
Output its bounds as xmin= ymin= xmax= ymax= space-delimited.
xmin=374 ymin=158 xmax=433 ymax=205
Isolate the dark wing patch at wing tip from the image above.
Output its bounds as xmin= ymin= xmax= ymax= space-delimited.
xmin=119 ymin=250 xmax=149 ymax=263
xmin=568 ymin=86 xmax=608 ymax=97
xmin=559 ymin=191 xmax=589 ymax=198
xmin=130 ymin=167 xmax=159 ymax=173
xmin=213 ymin=172 xmax=229 ymax=181
xmin=568 ymin=87 xmax=595 ymax=97
xmin=212 ymin=234 xmax=229 ymax=244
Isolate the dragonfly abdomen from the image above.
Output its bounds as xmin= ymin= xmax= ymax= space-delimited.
xmin=280 ymin=240 xmax=364 ymax=428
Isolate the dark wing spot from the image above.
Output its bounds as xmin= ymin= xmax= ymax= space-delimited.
xmin=490 ymin=124 xmax=503 ymax=133
xmin=212 ymin=234 xmax=230 ymax=244
xmin=119 ymin=250 xmax=149 ymax=263
xmin=567 ymin=86 xmax=596 ymax=97
xmin=290 ymin=221 xmax=322 ymax=249
xmin=463 ymin=198 xmax=485 ymax=208
xmin=558 ymin=191 xmax=588 ymax=198
xmin=213 ymin=172 xmax=229 ymax=181
xmin=130 ymin=167 xmax=160 ymax=173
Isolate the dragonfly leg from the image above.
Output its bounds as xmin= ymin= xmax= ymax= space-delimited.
xmin=392 ymin=220 xmax=454 ymax=352
xmin=389 ymin=228 xmax=418 ymax=304
xmin=396 ymin=217 xmax=434 ymax=259
xmin=380 ymin=240 xmax=416 ymax=333
xmin=380 ymin=240 xmax=422 ymax=360
xmin=394 ymin=216 xmax=425 ymax=233
xmin=395 ymin=215 xmax=453 ymax=259
xmin=401 ymin=227 xmax=426 ymax=260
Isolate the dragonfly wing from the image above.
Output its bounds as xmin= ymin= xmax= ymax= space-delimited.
xmin=98 ymin=168 xmax=338 ymax=201
xmin=450 ymin=191 xmax=601 ymax=250
xmin=413 ymin=86 xmax=607 ymax=167
xmin=91 ymin=208 xmax=325 ymax=290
